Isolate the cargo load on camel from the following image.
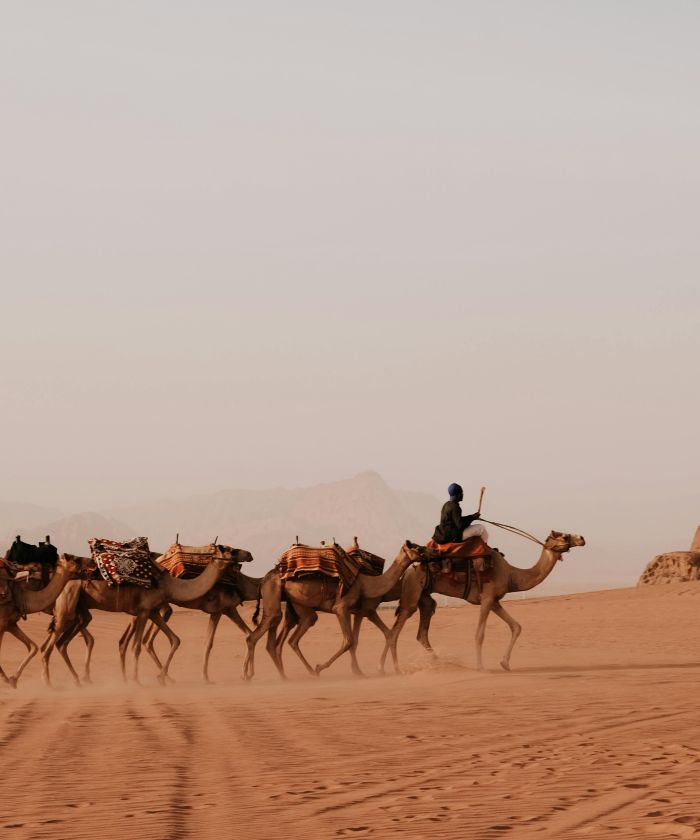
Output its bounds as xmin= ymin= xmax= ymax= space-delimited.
xmin=276 ymin=540 xmax=381 ymax=594
xmin=3 ymin=536 xmax=59 ymax=587
xmin=425 ymin=536 xmax=493 ymax=573
xmin=157 ymin=541 xmax=251 ymax=589
xmin=89 ymin=537 xmax=155 ymax=588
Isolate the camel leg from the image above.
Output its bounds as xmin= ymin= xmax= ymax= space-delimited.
xmin=7 ymin=624 xmax=39 ymax=687
xmin=131 ymin=614 xmax=149 ymax=684
xmin=144 ymin=606 xmax=174 ymax=680
xmin=380 ymin=606 xmax=416 ymax=675
xmin=40 ymin=629 xmax=56 ymax=685
xmin=78 ymin=627 xmax=95 ymax=682
xmin=274 ymin=606 xmax=297 ymax=663
xmin=416 ymin=593 xmax=438 ymax=658
xmin=475 ymin=597 xmax=495 ymax=671
xmin=348 ymin=610 xmax=389 ymax=676
xmin=55 ymin=622 xmax=85 ymax=687
xmin=491 ymin=600 xmax=522 ymax=672
xmin=264 ymin=613 xmax=286 ymax=679
xmin=42 ymin=623 xmax=81 ymax=687
xmin=119 ymin=620 xmax=137 ymax=682
xmin=76 ymin=606 xmax=95 ymax=683
xmin=148 ymin=611 xmax=180 ymax=685
xmin=202 ymin=613 xmax=221 ymax=683
xmin=226 ymin=607 xmax=251 ymax=637
xmin=0 ymin=631 xmax=10 ymax=685
xmin=244 ymin=608 xmax=284 ymax=681
xmin=315 ymin=606 xmax=354 ymax=675
xmin=143 ymin=621 xmax=167 ymax=674
xmin=286 ymin=608 xmax=318 ymax=676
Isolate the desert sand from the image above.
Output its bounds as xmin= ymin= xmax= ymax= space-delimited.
xmin=1 ymin=583 xmax=699 ymax=839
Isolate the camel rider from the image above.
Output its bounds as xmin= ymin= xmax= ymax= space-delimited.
xmin=432 ymin=483 xmax=489 ymax=545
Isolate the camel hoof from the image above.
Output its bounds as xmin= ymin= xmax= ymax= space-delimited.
xmin=82 ymin=676 xmax=92 ymax=685
xmin=8 ymin=676 xmax=18 ymax=689
xmin=351 ymin=669 xmax=365 ymax=678
xmin=500 ymin=660 xmax=511 ymax=672
xmin=314 ymin=665 xmax=324 ymax=676
xmin=156 ymin=674 xmax=167 ymax=686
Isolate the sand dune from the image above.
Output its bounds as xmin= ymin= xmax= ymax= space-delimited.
xmin=2 ymin=583 xmax=700 ymax=839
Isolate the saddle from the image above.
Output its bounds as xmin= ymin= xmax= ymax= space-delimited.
xmin=345 ymin=539 xmax=385 ymax=577
xmin=277 ymin=542 xmax=361 ymax=592
xmin=89 ymin=537 xmax=155 ymax=588
xmin=3 ymin=537 xmax=59 ymax=586
xmin=425 ymin=537 xmax=492 ymax=572
xmin=158 ymin=542 xmax=248 ymax=590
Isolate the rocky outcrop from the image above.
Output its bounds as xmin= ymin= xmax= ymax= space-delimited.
xmin=638 ymin=552 xmax=700 ymax=585
xmin=692 ymin=526 xmax=700 ymax=553
xmin=638 ymin=525 xmax=700 ymax=585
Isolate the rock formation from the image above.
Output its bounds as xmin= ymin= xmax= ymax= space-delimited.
xmin=638 ymin=552 xmax=700 ymax=585
xmin=692 ymin=525 xmax=700 ymax=553
xmin=638 ymin=525 xmax=700 ymax=584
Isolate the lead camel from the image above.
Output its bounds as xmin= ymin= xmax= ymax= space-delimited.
xmin=380 ymin=530 xmax=585 ymax=673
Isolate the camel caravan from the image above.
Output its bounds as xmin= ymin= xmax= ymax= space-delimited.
xmin=0 ymin=483 xmax=585 ymax=689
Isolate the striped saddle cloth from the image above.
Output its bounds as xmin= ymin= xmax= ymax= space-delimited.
xmin=89 ymin=537 xmax=155 ymax=588
xmin=158 ymin=543 xmax=243 ymax=588
xmin=277 ymin=543 xmax=364 ymax=591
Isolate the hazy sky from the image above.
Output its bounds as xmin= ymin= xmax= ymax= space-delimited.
xmin=1 ymin=2 xmax=698 ymax=581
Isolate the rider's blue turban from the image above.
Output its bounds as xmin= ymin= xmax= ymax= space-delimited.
xmin=448 ymin=483 xmax=462 ymax=501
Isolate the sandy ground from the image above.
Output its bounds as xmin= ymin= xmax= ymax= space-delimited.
xmin=2 ymin=582 xmax=700 ymax=840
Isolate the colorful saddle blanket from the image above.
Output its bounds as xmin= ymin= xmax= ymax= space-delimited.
xmin=89 ymin=537 xmax=154 ymax=588
xmin=157 ymin=543 xmax=244 ymax=588
xmin=425 ymin=537 xmax=491 ymax=559
xmin=277 ymin=543 xmax=362 ymax=591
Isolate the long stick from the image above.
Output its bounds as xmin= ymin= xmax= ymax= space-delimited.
xmin=477 ymin=486 xmax=486 ymax=514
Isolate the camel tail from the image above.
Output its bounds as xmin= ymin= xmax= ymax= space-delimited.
xmin=252 ymin=592 xmax=262 ymax=626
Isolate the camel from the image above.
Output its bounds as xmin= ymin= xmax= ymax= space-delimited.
xmin=123 ymin=566 xmax=262 ymax=683
xmin=0 ymin=554 xmax=81 ymax=688
xmin=274 ymin=565 xmax=434 ymax=674
xmin=243 ymin=541 xmax=426 ymax=681
xmin=41 ymin=552 xmax=232 ymax=686
xmin=379 ymin=530 xmax=586 ymax=674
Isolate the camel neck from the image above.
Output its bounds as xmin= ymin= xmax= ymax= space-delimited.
xmin=508 ymin=548 xmax=560 ymax=592
xmin=162 ymin=560 xmax=225 ymax=601
xmin=361 ymin=550 xmax=415 ymax=599
xmin=20 ymin=565 xmax=72 ymax=613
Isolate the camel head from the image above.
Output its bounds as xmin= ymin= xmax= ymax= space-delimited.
xmin=62 ymin=553 xmax=98 ymax=579
xmin=217 ymin=546 xmax=254 ymax=566
xmin=544 ymin=531 xmax=586 ymax=559
xmin=399 ymin=540 xmax=429 ymax=566
xmin=57 ymin=553 xmax=83 ymax=578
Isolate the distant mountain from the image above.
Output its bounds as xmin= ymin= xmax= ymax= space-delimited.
xmin=0 ymin=512 xmax=137 ymax=557
xmin=0 ymin=500 xmax=63 ymax=533
xmin=108 ymin=471 xmax=440 ymax=571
